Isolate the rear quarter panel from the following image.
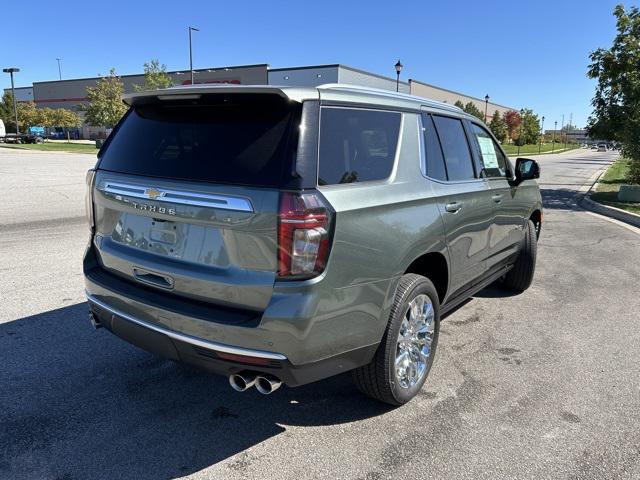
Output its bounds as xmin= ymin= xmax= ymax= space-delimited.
xmin=298 ymin=112 xmax=448 ymax=352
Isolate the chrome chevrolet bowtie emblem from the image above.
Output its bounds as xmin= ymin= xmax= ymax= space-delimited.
xmin=145 ymin=188 xmax=162 ymax=200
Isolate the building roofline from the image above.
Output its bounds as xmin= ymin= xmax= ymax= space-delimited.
xmin=408 ymin=78 xmax=516 ymax=111
xmin=269 ymin=63 xmax=409 ymax=86
xmin=268 ymin=64 xmax=341 ymax=72
xmin=32 ymin=63 xmax=270 ymax=86
xmin=339 ymin=64 xmax=409 ymax=86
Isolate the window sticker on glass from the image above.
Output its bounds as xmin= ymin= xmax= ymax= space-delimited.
xmin=477 ymin=136 xmax=499 ymax=169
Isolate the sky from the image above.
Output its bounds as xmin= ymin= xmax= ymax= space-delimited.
xmin=1 ymin=0 xmax=628 ymax=128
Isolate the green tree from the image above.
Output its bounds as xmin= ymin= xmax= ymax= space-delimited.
xmin=82 ymin=68 xmax=128 ymax=128
xmin=463 ymin=101 xmax=485 ymax=122
xmin=17 ymin=101 xmax=41 ymax=130
xmin=588 ymin=4 xmax=640 ymax=183
xmin=454 ymin=100 xmax=465 ymax=110
xmin=520 ymin=109 xmax=541 ymax=145
xmin=50 ymin=108 xmax=82 ymax=141
xmin=489 ymin=110 xmax=508 ymax=143
xmin=0 ymin=91 xmax=17 ymax=132
xmin=134 ymin=59 xmax=173 ymax=91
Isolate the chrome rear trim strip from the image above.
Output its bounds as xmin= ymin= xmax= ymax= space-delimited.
xmin=86 ymin=293 xmax=287 ymax=361
xmin=99 ymin=181 xmax=254 ymax=212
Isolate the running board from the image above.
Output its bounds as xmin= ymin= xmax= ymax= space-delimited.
xmin=441 ymin=264 xmax=512 ymax=315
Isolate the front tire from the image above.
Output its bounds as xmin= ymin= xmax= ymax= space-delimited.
xmin=502 ymin=219 xmax=537 ymax=292
xmin=352 ymin=274 xmax=440 ymax=406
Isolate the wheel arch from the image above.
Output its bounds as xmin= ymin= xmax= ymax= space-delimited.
xmin=403 ymin=251 xmax=449 ymax=305
xmin=529 ymin=208 xmax=543 ymax=239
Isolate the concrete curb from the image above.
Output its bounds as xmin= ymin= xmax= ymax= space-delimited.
xmin=581 ymin=195 xmax=640 ymax=228
xmin=578 ymin=159 xmax=640 ymax=229
xmin=0 ymin=145 xmax=97 ymax=156
xmin=505 ymin=147 xmax=580 ymax=157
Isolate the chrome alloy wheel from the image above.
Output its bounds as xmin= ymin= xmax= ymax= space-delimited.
xmin=395 ymin=294 xmax=436 ymax=389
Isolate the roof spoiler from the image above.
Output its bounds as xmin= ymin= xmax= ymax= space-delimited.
xmin=122 ymin=85 xmax=303 ymax=106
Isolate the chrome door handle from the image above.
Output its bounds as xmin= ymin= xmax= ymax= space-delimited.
xmin=445 ymin=202 xmax=462 ymax=213
xmin=492 ymin=193 xmax=503 ymax=203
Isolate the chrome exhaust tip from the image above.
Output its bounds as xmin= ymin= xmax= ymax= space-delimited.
xmin=255 ymin=375 xmax=283 ymax=395
xmin=89 ymin=311 xmax=102 ymax=329
xmin=229 ymin=372 xmax=256 ymax=392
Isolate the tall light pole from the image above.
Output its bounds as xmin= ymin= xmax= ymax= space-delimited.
xmin=484 ymin=94 xmax=489 ymax=122
xmin=552 ymin=120 xmax=557 ymax=153
xmin=188 ymin=26 xmax=199 ymax=85
xmin=517 ymin=108 xmax=525 ymax=156
xmin=2 ymin=67 xmax=20 ymax=135
xmin=565 ymin=112 xmax=572 ymax=150
xmin=539 ymin=116 xmax=545 ymax=154
xmin=56 ymin=58 xmax=62 ymax=80
xmin=394 ymin=60 xmax=403 ymax=92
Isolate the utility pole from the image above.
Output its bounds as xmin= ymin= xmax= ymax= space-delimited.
xmin=539 ymin=116 xmax=545 ymax=154
xmin=56 ymin=58 xmax=62 ymax=80
xmin=560 ymin=114 xmax=565 ymax=151
xmin=188 ymin=26 xmax=199 ymax=85
xmin=517 ymin=108 xmax=524 ymax=156
xmin=552 ymin=120 xmax=557 ymax=153
xmin=2 ymin=67 xmax=20 ymax=134
xmin=565 ymin=112 xmax=572 ymax=149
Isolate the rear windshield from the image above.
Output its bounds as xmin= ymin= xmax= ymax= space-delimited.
xmin=98 ymin=94 xmax=301 ymax=187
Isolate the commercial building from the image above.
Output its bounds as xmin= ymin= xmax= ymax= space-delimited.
xmin=6 ymin=86 xmax=34 ymax=102
xmin=31 ymin=64 xmax=268 ymax=110
xmin=5 ymin=63 xmax=518 ymax=138
xmin=269 ymin=64 xmax=410 ymax=93
xmin=545 ymin=129 xmax=590 ymax=144
xmin=408 ymin=80 xmax=511 ymax=121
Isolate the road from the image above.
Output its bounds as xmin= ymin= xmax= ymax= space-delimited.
xmin=1 ymin=147 xmax=639 ymax=480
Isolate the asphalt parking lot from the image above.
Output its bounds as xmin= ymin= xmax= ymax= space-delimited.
xmin=1 ymin=147 xmax=639 ymax=480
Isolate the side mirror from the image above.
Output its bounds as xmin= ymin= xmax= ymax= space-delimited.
xmin=514 ymin=158 xmax=540 ymax=184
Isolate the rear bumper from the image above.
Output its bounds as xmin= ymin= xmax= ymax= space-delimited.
xmin=86 ymin=291 xmax=376 ymax=387
xmin=83 ymin=244 xmax=385 ymax=387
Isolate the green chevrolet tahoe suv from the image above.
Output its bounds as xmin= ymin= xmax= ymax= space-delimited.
xmin=84 ymin=84 xmax=542 ymax=405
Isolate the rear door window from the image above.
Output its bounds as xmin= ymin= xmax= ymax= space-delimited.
xmin=98 ymin=94 xmax=301 ymax=187
xmin=318 ymin=107 xmax=401 ymax=185
xmin=432 ymin=115 xmax=476 ymax=181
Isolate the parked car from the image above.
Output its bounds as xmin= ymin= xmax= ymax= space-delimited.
xmin=84 ymin=84 xmax=543 ymax=405
xmin=597 ymin=143 xmax=608 ymax=152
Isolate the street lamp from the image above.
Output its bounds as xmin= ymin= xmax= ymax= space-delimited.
xmin=552 ymin=120 xmax=557 ymax=153
xmin=484 ymin=94 xmax=489 ymax=122
xmin=539 ymin=116 xmax=545 ymax=154
xmin=2 ymin=67 xmax=20 ymax=135
xmin=188 ymin=26 xmax=199 ymax=85
xmin=517 ymin=108 xmax=525 ymax=156
xmin=394 ymin=60 xmax=403 ymax=92
xmin=56 ymin=57 xmax=62 ymax=80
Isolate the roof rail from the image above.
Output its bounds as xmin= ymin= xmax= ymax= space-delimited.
xmin=317 ymin=83 xmax=463 ymax=113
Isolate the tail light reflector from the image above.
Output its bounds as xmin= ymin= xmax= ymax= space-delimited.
xmin=278 ymin=192 xmax=333 ymax=279
xmin=85 ymin=169 xmax=96 ymax=231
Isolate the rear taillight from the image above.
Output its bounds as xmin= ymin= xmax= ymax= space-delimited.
xmin=85 ymin=169 xmax=96 ymax=231
xmin=278 ymin=191 xmax=333 ymax=280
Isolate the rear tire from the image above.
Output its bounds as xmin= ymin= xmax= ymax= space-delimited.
xmin=502 ymin=219 xmax=537 ymax=292
xmin=352 ymin=274 xmax=440 ymax=406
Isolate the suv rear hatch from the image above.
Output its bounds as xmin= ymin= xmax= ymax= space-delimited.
xmin=91 ymin=91 xmax=313 ymax=312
